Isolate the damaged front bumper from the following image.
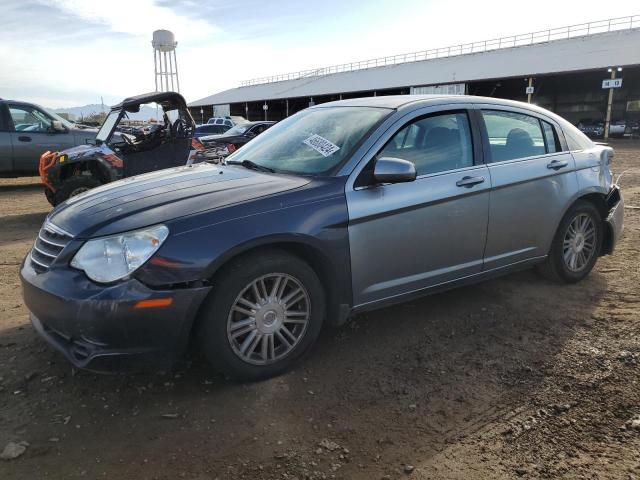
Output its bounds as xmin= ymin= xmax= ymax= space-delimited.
xmin=20 ymin=258 xmax=211 ymax=372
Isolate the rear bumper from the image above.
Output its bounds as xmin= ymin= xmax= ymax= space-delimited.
xmin=21 ymin=258 xmax=211 ymax=372
xmin=603 ymin=185 xmax=624 ymax=255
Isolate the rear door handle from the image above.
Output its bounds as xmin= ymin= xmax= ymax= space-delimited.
xmin=18 ymin=136 xmax=32 ymax=142
xmin=456 ymin=176 xmax=485 ymax=188
xmin=547 ymin=159 xmax=568 ymax=170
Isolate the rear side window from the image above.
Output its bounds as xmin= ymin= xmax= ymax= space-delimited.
xmin=377 ymin=112 xmax=474 ymax=176
xmin=482 ymin=110 xmax=546 ymax=162
xmin=541 ymin=121 xmax=562 ymax=153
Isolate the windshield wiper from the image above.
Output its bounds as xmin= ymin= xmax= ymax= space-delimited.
xmin=226 ymin=159 xmax=275 ymax=173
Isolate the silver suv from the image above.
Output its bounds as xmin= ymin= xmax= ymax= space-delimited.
xmin=0 ymin=99 xmax=97 ymax=176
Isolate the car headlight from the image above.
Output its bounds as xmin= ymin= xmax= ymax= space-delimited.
xmin=71 ymin=225 xmax=169 ymax=283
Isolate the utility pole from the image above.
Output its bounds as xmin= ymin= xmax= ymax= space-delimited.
xmin=527 ymin=77 xmax=533 ymax=103
xmin=603 ymin=67 xmax=620 ymax=143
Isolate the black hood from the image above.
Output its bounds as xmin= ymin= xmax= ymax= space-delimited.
xmin=48 ymin=163 xmax=309 ymax=238
xmin=60 ymin=143 xmax=102 ymax=160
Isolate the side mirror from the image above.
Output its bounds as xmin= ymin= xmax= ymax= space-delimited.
xmin=373 ymin=157 xmax=417 ymax=184
xmin=52 ymin=120 xmax=66 ymax=133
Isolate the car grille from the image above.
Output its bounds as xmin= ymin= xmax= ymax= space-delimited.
xmin=30 ymin=221 xmax=73 ymax=273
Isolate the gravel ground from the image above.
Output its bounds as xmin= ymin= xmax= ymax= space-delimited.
xmin=0 ymin=142 xmax=638 ymax=479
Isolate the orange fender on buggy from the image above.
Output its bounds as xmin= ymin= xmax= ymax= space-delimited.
xmin=39 ymin=151 xmax=58 ymax=193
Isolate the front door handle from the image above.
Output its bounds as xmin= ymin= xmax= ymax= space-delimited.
xmin=547 ymin=159 xmax=569 ymax=170
xmin=18 ymin=136 xmax=32 ymax=142
xmin=456 ymin=176 xmax=485 ymax=188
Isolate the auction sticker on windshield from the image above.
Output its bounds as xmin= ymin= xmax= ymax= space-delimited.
xmin=303 ymin=134 xmax=340 ymax=157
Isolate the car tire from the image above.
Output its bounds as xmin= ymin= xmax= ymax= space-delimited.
xmin=197 ymin=249 xmax=325 ymax=381
xmin=537 ymin=200 xmax=603 ymax=283
xmin=53 ymin=175 xmax=101 ymax=206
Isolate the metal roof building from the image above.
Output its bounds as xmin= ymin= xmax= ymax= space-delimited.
xmin=189 ymin=16 xmax=640 ymax=124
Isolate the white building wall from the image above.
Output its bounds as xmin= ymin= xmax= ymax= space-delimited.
xmin=190 ymin=28 xmax=640 ymax=106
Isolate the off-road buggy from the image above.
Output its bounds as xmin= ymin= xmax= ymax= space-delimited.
xmin=39 ymin=92 xmax=206 ymax=206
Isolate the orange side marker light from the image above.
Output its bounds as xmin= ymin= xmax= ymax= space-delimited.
xmin=134 ymin=298 xmax=173 ymax=309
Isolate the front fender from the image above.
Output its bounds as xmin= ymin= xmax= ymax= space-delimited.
xmin=134 ymin=184 xmax=353 ymax=315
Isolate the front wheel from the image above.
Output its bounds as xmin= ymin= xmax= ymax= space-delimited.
xmin=197 ymin=250 xmax=325 ymax=381
xmin=52 ymin=175 xmax=101 ymax=206
xmin=537 ymin=201 xmax=603 ymax=283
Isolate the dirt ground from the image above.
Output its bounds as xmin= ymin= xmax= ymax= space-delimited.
xmin=0 ymin=143 xmax=638 ymax=480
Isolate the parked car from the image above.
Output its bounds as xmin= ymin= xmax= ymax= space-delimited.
xmin=576 ymin=118 xmax=605 ymax=138
xmin=207 ymin=116 xmax=233 ymax=127
xmin=39 ymin=91 xmax=204 ymax=206
xmin=0 ymin=98 xmax=98 ymax=176
xmin=195 ymin=123 xmax=231 ymax=136
xmin=206 ymin=115 xmax=247 ymax=127
xmin=608 ymin=120 xmax=627 ymax=137
xmin=200 ymin=121 xmax=275 ymax=158
xmin=21 ymin=96 xmax=623 ymax=381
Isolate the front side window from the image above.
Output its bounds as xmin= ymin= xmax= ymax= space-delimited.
xmin=226 ymin=106 xmax=390 ymax=175
xmin=9 ymin=106 xmax=53 ymax=133
xmin=377 ymin=112 xmax=474 ymax=176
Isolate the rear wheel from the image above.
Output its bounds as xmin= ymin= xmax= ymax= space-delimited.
xmin=197 ymin=250 xmax=325 ymax=381
xmin=537 ymin=201 xmax=603 ymax=283
xmin=52 ymin=175 xmax=101 ymax=206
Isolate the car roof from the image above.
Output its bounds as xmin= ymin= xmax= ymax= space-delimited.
xmin=313 ymin=94 xmax=547 ymax=112
xmin=313 ymin=94 xmax=572 ymax=126
xmin=112 ymin=91 xmax=187 ymax=112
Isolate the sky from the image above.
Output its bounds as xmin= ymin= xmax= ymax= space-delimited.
xmin=1 ymin=0 xmax=638 ymax=108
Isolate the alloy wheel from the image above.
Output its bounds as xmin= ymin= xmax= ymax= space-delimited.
xmin=226 ymin=273 xmax=310 ymax=365
xmin=562 ymin=213 xmax=596 ymax=272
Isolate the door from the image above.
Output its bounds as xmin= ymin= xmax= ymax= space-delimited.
xmin=0 ymin=104 xmax=14 ymax=173
xmin=478 ymin=107 xmax=579 ymax=270
xmin=7 ymin=103 xmax=75 ymax=174
xmin=123 ymin=108 xmax=191 ymax=177
xmin=347 ymin=109 xmax=490 ymax=307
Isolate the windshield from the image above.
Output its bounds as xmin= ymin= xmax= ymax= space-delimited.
xmin=225 ymin=124 xmax=250 ymax=136
xmin=226 ymin=107 xmax=390 ymax=174
xmin=96 ymin=110 xmax=121 ymax=143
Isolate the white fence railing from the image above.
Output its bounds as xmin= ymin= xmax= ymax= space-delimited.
xmin=240 ymin=15 xmax=639 ymax=87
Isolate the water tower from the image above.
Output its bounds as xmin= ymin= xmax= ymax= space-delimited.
xmin=152 ymin=30 xmax=180 ymax=92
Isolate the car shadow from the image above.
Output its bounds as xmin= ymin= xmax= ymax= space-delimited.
xmin=0 ymin=182 xmax=43 ymax=193
xmin=0 ymin=267 xmax=608 ymax=479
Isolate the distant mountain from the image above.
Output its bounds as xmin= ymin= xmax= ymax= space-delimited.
xmin=53 ymin=104 xmax=161 ymax=122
